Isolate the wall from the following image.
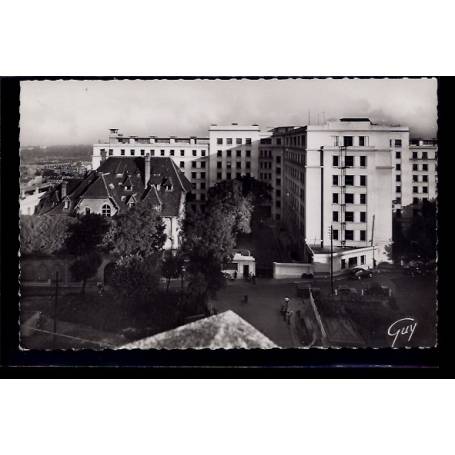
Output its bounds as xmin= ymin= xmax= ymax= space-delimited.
xmin=76 ymin=198 xmax=117 ymax=216
xmin=273 ymin=262 xmax=314 ymax=279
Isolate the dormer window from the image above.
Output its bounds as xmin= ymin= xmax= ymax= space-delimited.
xmin=63 ymin=198 xmax=70 ymax=210
xmin=101 ymin=204 xmax=111 ymax=217
xmin=125 ymin=185 xmax=132 ymax=191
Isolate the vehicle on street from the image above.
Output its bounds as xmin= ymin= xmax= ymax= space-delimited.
xmin=350 ymin=267 xmax=374 ymax=280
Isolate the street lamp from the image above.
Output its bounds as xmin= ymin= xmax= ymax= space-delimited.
xmin=328 ymin=226 xmax=334 ymax=295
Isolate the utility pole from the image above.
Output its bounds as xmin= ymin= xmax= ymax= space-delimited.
xmin=329 ymin=225 xmax=334 ymax=295
xmin=53 ymin=271 xmax=59 ymax=349
xmin=371 ymin=214 xmax=376 ymax=269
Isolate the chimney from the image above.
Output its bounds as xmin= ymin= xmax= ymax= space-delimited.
xmin=61 ymin=180 xmax=68 ymax=198
xmin=145 ymin=153 xmax=151 ymax=187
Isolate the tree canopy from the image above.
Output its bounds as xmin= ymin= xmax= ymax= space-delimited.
xmin=20 ymin=214 xmax=77 ymax=256
xmin=103 ymin=199 xmax=166 ymax=258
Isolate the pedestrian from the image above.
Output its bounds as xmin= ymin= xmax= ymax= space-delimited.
xmin=281 ymin=297 xmax=290 ymax=317
xmin=96 ymin=281 xmax=104 ymax=296
xmin=234 ymin=270 xmax=238 ymax=280
xmin=243 ymin=294 xmax=249 ymax=304
xmin=286 ymin=308 xmax=294 ymax=325
xmin=252 ymin=274 xmax=256 ymax=285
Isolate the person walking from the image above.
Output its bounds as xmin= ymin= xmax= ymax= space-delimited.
xmin=286 ymin=307 xmax=294 ymax=325
xmin=252 ymin=274 xmax=256 ymax=285
xmin=281 ymin=297 xmax=290 ymax=318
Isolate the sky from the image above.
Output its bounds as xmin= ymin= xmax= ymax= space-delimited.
xmin=20 ymin=78 xmax=437 ymax=146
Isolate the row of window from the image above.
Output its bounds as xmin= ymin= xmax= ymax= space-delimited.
xmin=332 ymin=229 xmax=367 ymax=241
xmin=413 ymin=163 xmax=429 ymax=171
xmin=333 ymin=136 xmax=370 ymax=147
xmin=333 ymin=155 xmax=367 ymax=168
xmin=332 ymin=175 xmax=367 ymax=186
xmin=412 ymin=151 xmax=430 ymax=160
xmin=216 ymin=138 xmax=252 ymax=145
xmin=179 ymin=161 xmax=206 ymax=169
xmin=216 ymin=149 xmax=252 ymax=158
xmin=341 ymin=255 xmax=367 ymax=269
xmin=333 ymin=211 xmax=367 ymax=223
xmin=413 ymin=174 xmax=429 ymax=182
xmin=333 ymin=192 xmax=367 ymax=204
xmin=103 ymin=148 xmax=207 ymax=157
xmin=216 ymin=172 xmax=251 ymax=180
xmin=190 ymin=172 xmax=206 ymax=180
xmin=260 ymin=162 xmax=273 ymax=169
xmin=191 ymin=182 xmax=207 ymax=190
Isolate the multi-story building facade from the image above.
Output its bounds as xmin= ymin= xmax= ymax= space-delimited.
xmin=273 ymin=118 xmax=413 ymax=268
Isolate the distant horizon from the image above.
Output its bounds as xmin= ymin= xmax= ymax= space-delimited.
xmin=20 ymin=79 xmax=437 ymax=146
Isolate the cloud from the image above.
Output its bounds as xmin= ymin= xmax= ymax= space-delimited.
xmin=19 ymin=78 xmax=437 ymax=145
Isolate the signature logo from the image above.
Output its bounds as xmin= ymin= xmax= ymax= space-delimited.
xmin=387 ymin=317 xmax=417 ymax=348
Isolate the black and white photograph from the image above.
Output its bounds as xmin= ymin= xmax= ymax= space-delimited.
xmin=17 ymin=78 xmax=438 ymax=350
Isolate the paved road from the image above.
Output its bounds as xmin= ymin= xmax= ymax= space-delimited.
xmin=211 ymin=279 xmax=301 ymax=348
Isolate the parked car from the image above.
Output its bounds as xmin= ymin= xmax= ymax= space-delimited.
xmin=300 ymin=272 xmax=314 ymax=280
xmin=350 ymin=267 xmax=373 ymax=280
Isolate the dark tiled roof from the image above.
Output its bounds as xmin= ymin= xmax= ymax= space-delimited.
xmin=36 ymin=157 xmax=190 ymax=217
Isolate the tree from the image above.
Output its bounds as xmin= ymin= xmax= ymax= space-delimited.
xmin=20 ymin=214 xmax=77 ymax=256
xmin=64 ymin=213 xmax=110 ymax=294
xmin=69 ymin=253 xmax=102 ymax=295
xmin=161 ymin=253 xmax=184 ymax=292
xmin=103 ymin=198 xmax=166 ymax=258
xmin=110 ymin=254 xmax=161 ymax=305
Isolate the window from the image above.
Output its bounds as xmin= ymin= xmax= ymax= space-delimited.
xmin=130 ymin=149 xmax=135 ymax=156
xmin=333 ymin=193 xmax=339 ymax=204
xmin=201 ymin=172 xmax=206 ymax=179
xmin=333 ymin=136 xmax=340 ymax=147
xmin=201 ymin=150 xmax=206 ymax=156
xmin=360 ymin=193 xmax=366 ymax=204
xmin=236 ymin=138 xmax=242 ymax=145
xmin=396 ymin=174 xmax=401 ymax=182
xmin=276 ymin=138 xmax=282 ymax=145
xmin=359 ymin=136 xmax=368 ymax=146
xmin=150 ymin=150 xmax=155 ymax=156
xmin=180 ymin=150 xmax=185 ymax=156
xmin=396 ymin=164 xmax=401 ymax=171
xmin=360 ymin=175 xmax=367 ymax=186
xmin=413 ymin=175 xmax=418 ymax=182
xmin=226 ymin=172 xmax=231 ymax=180
xmin=236 ymin=150 xmax=241 ymax=157
xmin=109 ymin=149 xmax=114 ymax=156
xmin=85 ymin=207 xmax=91 ymax=215
xmin=361 ymin=255 xmax=366 ymax=265
xmin=396 ymin=197 xmax=401 ymax=205
xmin=246 ymin=161 xmax=251 ymax=169
xmin=201 ymin=161 xmax=206 ymax=169
xmin=276 ymin=200 xmax=281 ymax=208
xmin=226 ymin=138 xmax=233 ymax=145
xmin=192 ymin=150 xmax=197 ymax=156
xmin=345 ymin=230 xmax=354 ymax=241
xmin=276 ymin=178 xmax=281 ymax=186
xmin=217 ymin=162 xmax=222 ymax=169
xmin=345 ymin=211 xmax=354 ymax=222
xmin=413 ymin=152 xmax=418 ymax=159
xmin=345 ymin=193 xmax=354 ymax=204
xmin=345 ymin=175 xmax=354 ymax=186
xmin=413 ymin=186 xmax=419 ymax=193
xmin=395 ymin=139 xmax=402 ymax=147
xmin=360 ymin=230 xmax=366 ymax=241
xmin=413 ymin=164 xmax=418 ymax=171
xmin=422 ymin=186 xmax=428 ymax=193
xmin=333 ymin=211 xmax=339 ymax=222
xmin=121 ymin=149 xmax=125 ymax=156
xmin=422 ymin=152 xmax=428 ymax=159
xmin=217 ymin=138 xmax=223 ymax=145
xmin=360 ymin=156 xmax=367 ymax=167
xmin=341 ymin=258 xmax=346 ymax=269
xmin=423 ymin=175 xmax=428 ymax=182
xmin=348 ymin=257 xmax=358 ymax=268
xmin=200 ymin=194 xmax=206 ymax=202
xmin=345 ymin=156 xmax=354 ymax=167
xmin=396 ymin=185 xmax=401 ymax=193
xmin=170 ymin=149 xmax=175 ymax=156
xmin=360 ymin=212 xmax=366 ymax=222
xmin=396 ymin=151 xmax=401 ymax=159
xmin=423 ymin=164 xmax=428 ymax=171
xmin=191 ymin=182 xmax=197 ymax=190
xmin=217 ymin=150 xmax=222 ymax=157
xmin=333 ymin=175 xmax=339 ymax=186
xmin=201 ymin=182 xmax=206 ymax=190
xmin=217 ymin=172 xmax=222 ymax=180
xmin=343 ymin=136 xmax=353 ymax=146
xmin=180 ymin=161 xmax=185 ymax=168
xmin=101 ymin=204 xmax=111 ymax=217
xmin=333 ymin=156 xmax=339 ymax=167
xmin=191 ymin=172 xmax=197 ymax=179
xmin=333 ymin=229 xmax=339 ymax=240
xmin=246 ymin=150 xmax=251 ymax=158
xmin=246 ymin=138 xmax=252 ymax=145
xmin=236 ymin=162 xmax=241 ymax=169
xmin=191 ymin=162 xmax=196 ymax=168
xmin=227 ymin=150 xmax=232 ymax=157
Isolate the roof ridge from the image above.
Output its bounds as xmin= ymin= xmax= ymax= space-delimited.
xmin=170 ymin=158 xmax=185 ymax=191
